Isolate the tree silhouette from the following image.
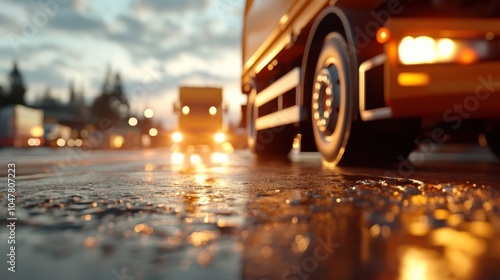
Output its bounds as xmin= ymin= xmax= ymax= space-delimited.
xmin=101 ymin=65 xmax=113 ymax=95
xmin=7 ymin=62 xmax=26 ymax=105
xmin=91 ymin=70 xmax=129 ymax=122
xmin=69 ymin=80 xmax=76 ymax=105
xmin=40 ymin=86 xmax=60 ymax=106
xmin=110 ymin=73 xmax=129 ymax=120
xmin=0 ymin=85 xmax=5 ymax=107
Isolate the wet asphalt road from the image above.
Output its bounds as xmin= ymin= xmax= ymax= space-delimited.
xmin=0 ymin=145 xmax=500 ymax=280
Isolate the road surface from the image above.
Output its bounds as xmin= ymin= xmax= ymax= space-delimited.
xmin=0 ymin=145 xmax=499 ymax=280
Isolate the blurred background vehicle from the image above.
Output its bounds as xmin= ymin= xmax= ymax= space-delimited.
xmin=171 ymin=86 xmax=230 ymax=165
xmin=43 ymin=123 xmax=71 ymax=148
xmin=0 ymin=104 xmax=44 ymax=148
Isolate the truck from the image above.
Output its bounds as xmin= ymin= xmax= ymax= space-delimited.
xmin=242 ymin=0 xmax=500 ymax=166
xmin=43 ymin=123 xmax=72 ymax=148
xmin=0 ymin=104 xmax=44 ymax=147
xmin=172 ymin=86 xmax=227 ymax=153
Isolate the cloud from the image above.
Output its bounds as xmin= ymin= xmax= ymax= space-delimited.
xmin=149 ymin=13 xmax=242 ymax=63
xmin=2 ymin=0 xmax=106 ymax=35
xmin=24 ymin=64 xmax=67 ymax=88
xmin=32 ymin=43 xmax=81 ymax=59
xmin=2 ymin=0 xmax=140 ymax=31
xmin=135 ymin=0 xmax=211 ymax=13
xmin=48 ymin=10 xmax=106 ymax=33
xmin=0 ymin=1 xmax=107 ymax=58
xmin=105 ymin=14 xmax=155 ymax=59
xmin=0 ymin=12 xmax=10 ymax=26
xmin=104 ymin=9 xmax=241 ymax=66
xmin=124 ymin=63 xmax=236 ymax=99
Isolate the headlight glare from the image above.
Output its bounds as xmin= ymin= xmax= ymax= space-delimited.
xmin=398 ymin=36 xmax=465 ymax=65
xmin=214 ymin=132 xmax=226 ymax=143
xmin=172 ymin=132 xmax=183 ymax=143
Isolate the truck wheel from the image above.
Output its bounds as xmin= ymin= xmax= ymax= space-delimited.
xmin=247 ymin=88 xmax=294 ymax=157
xmin=311 ymin=33 xmax=419 ymax=166
xmin=311 ymin=33 xmax=355 ymax=166
xmin=486 ymin=122 xmax=500 ymax=158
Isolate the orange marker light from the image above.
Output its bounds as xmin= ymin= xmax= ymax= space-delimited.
xmin=377 ymin=28 xmax=391 ymax=44
xmin=398 ymin=73 xmax=430 ymax=87
xmin=458 ymin=48 xmax=478 ymax=64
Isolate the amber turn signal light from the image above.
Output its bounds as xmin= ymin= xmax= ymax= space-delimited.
xmin=377 ymin=27 xmax=391 ymax=44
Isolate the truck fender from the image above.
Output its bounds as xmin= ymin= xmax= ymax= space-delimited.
xmin=300 ymin=7 xmax=370 ymax=120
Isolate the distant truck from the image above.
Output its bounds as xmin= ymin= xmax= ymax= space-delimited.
xmin=43 ymin=123 xmax=72 ymax=148
xmin=0 ymin=104 xmax=44 ymax=147
xmin=172 ymin=87 xmax=226 ymax=152
xmin=242 ymin=0 xmax=500 ymax=165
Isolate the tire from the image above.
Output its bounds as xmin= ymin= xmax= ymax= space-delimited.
xmin=247 ymin=88 xmax=295 ymax=157
xmin=485 ymin=121 xmax=500 ymax=158
xmin=311 ymin=33 xmax=419 ymax=166
xmin=311 ymin=33 xmax=355 ymax=166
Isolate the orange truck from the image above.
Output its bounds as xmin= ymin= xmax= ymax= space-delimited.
xmin=241 ymin=0 xmax=500 ymax=165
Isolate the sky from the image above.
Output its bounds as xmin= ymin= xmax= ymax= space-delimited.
xmin=0 ymin=0 xmax=245 ymax=128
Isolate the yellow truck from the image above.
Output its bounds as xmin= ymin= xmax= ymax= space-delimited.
xmin=242 ymin=0 xmax=500 ymax=165
xmin=172 ymin=86 xmax=226 ymax=153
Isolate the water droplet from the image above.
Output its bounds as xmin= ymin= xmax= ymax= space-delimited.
xmin=189 ymin=231 xmax=219 ymax=247
xmin=134 ymin=223 xmax=154 ymax=235
xmin=381 ymin=225 xmax=391 ymax=238
xmin=291 ymin=235 xmax=310 ymax=253
xmin=260 ymin=246 xmax=273 ymax=258
xmin=84 ymin=237 xmax=96 ymax=248
xmin=197 ymin=249 xmax=214 ymax=267
xmin=370 ymin=225 xmax=381 ymax=237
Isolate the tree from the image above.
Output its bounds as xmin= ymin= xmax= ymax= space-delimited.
xmin=7 ymin=62 xmax=26 ymax=105
xmin=91 ymin=70 xmax=129 ymax=123
xmin=109 ymin=73 xmax=129 ymax=120
xmin=91 ymin=92 xmax=115 ymax=121
xmin=101 ymin=64 xmax=113 ymax=95
xmin=43 ymin=86 xmax=52 ymax=102
xmin=69 ymin=80 xmax=76 ymax=105
xmin=0 ymin=85 xmax=5 ymax=107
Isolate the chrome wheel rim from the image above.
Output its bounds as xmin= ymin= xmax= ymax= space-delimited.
xmin=312 ymin=64 xmax=341 ymax=139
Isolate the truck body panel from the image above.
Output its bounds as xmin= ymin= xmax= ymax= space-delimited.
xmin=242 ymin=0 xmax=386 ymax=83
xmin=0 ymin=105 xmax=44 ymax=147
xmin=384 ymin=17 xmax=500 ymax=117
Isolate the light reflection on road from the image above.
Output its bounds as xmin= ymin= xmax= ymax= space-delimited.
xmin=0 ymin=146 xmax=499 ymax=280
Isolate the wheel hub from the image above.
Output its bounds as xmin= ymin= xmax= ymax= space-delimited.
xmin=312 ymin=65 xmax=341 ymax=137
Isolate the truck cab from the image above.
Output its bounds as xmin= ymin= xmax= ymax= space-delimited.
xmin=172 ymin=87 xmax=226 ymax=153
